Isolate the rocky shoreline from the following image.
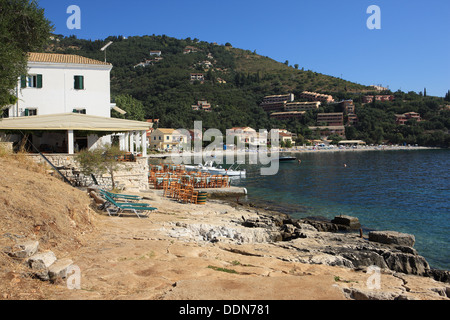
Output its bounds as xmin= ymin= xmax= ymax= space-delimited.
xmin=172 ymin=197 xmax=450 ymax=284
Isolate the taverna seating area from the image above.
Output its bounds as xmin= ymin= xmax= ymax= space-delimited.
xmin=149 ymin=164 xmax=231 ymax=205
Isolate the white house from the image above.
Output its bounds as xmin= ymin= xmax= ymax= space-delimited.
xmin=149 ymin=50 xmax=162 ymax=56
xmin=9 ymin=53 xmax=112 ymax=118
xmin=0 ymin=53 xmax=151 ymax=155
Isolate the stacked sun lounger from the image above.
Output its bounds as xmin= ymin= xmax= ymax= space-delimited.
xmin=97 ymin=189 xmax=157 ymax=219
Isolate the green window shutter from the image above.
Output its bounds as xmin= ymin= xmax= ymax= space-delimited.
xmin=25 ymin=109 xmax=29 ymax=116
xmin=36 ymin=74 xmax=43 ymax=88
xmin=21 ymin=76 xmax=27 ymax=88
xmin=74 ymin=76 xmax=84 ymax=90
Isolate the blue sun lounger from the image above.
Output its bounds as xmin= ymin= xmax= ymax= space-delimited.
xmin=101 ymin=193 xmax=157 ymax=219
xmin=99 ymin=189 xmax=143 ymax=202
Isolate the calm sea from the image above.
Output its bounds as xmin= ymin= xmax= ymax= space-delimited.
xmin=230 ymin=149 xmax=449 ymax=270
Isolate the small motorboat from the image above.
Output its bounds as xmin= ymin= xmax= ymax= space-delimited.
xmin=185 ymin=161 xmax=246 ymax=177
xmin=278 ymin=156 xmax=297 ymax=162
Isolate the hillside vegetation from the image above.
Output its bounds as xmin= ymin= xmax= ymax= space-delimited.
xmin=42 ymin=34 xmax=450 ymax=147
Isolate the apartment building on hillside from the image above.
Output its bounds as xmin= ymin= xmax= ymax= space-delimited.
xmin=362 ymin=95 xmax=394 ymax=103
xmin=339 ymin=100 xmax=355 ymax=114
xmin=260 ymin=94 xmax=295 ymax=113
xmin=395 ymin=112 xmax=421 ymax=125
xmin=299 ymin=91 xmax=335 ymax=103
xmin=308 ymin=126 xmax=346 ymax=138
xmin=270 ymin=111 xmax=306 ymax=120
xmin=284 ymin=101 xmax=321 ymax=111
xmin=317 ymin=113 xmax=344 ymax=126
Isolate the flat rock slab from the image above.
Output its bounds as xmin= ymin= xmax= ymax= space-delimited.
xmin=7 ymin=240 xmax=39 ymax=259
xmin=369 ymin=231 xmax=415 ymax=247
xmin=27 ymin=251 xmax=57 ymax=269
xmin=48 ymin=258 xmax=74 ymax=281
xmin=27 ymin=251 xmax=57 ymax=281
xmin=331 ymin=215 xmax=361 ymax=229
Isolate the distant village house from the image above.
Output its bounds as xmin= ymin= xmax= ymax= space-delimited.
xmin=192 ymin=100 xmax=212 ymax=112
xmin=150 ymin=128 xmax=189 ymax=151
xmin=190 ymin=73 xmax=205 ymax=83
xmin=150 ymin=50 xmax=162 ymax=56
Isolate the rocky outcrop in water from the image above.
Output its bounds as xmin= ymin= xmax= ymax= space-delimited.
xmin=163 ymin=207 xmax=448 ymax=283
xmin=239 ymin=214 xmax=448 ymax=282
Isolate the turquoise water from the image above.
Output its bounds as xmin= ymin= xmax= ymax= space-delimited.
xmin=231 ymin=149 xmax=450 ymax=270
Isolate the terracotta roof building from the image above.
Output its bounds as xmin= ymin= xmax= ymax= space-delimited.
xmin=28 ymin=52 xmax=111 ymax=66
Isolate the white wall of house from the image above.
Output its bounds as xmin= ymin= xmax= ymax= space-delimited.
xmin=11 ymin=62 xmax=112 ymax=118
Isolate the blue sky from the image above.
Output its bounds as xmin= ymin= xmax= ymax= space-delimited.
xmin=39 ymin=0 xmax=450 ymax=97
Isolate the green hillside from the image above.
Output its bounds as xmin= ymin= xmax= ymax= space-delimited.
xmin=41 ymin=34 xmax=450 ymax=147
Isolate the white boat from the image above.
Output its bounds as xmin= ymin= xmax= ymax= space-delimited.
xmin=278 ymin=156 xmax=297 ymax=162
xmin=185 ymin=161 xmax=246 ymax=177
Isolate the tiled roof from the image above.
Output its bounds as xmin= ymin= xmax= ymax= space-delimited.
xmin=28 ymin=52 xmax=111 ymax=66
xmin=156 ymin=128 xmax=175 ymax=134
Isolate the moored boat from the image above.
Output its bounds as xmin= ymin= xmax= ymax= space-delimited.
xmin=278 ymin=156 xmax=297 ymax=162
xmin=185 ymin=161 xmax=246 ymax=177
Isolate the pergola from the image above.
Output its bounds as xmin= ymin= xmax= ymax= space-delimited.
xmin=0 ymin=113 xmax=152 ymax=156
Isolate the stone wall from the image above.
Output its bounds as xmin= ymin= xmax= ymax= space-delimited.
xmin=26 ymin=154 xmax=149 ymax=191
xmin=0 ymin=142 xmax=13 ymax=154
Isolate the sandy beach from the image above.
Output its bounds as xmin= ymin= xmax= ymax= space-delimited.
xmin=151 ymin=145 xmax=437 ymax=163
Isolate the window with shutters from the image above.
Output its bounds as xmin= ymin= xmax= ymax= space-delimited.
xmin=2 ymin=107 xmax=10 ymax=118
xmin=74 ymin=75 xmax=84 ymax=90
xmin=24 ymin=108 xmax=38 ymax=116
xmin=73 ymin=109 xmax=86 ymax=114
xmin=21 ymin=75 xmax=43 ymax=88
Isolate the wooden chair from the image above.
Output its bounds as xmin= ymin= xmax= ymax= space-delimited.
xmin=148 ymin=172 xmax=156 ymax=184
xmin=174 ymin=183 xmax=186 ymax=201
xmin=221 ymin=176 xmax=230 ymax=188
xmin=162 ymin=179 xmax=171 ymax=197
xmin=181 ymin=186 xmax=198 ymax=204
xmin=167 ymin=181 xmax=178 ymax=198
xmin=199 ymin=176 xmax=208 ymax=188
xmin=215 ymin=176 xmax=222 ymax=188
